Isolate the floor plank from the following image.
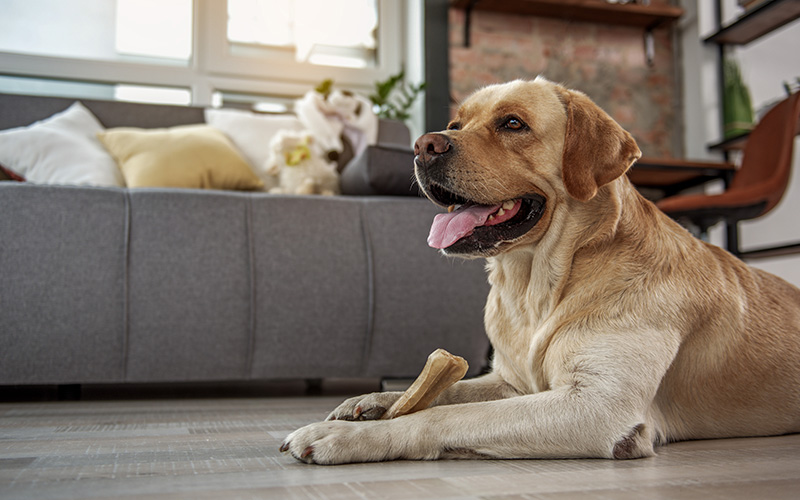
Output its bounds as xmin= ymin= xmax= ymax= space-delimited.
xmin=1 ymin=396 xmax=799 ymax=499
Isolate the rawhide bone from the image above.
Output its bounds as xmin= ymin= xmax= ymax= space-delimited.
xmin=381 ymin=348 xmax=468 ymax=419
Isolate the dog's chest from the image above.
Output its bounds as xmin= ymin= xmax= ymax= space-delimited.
xmin=484 ymin=254 xmax=567 ymax=393
xmin=485 ymin=286 xmax=557 ymax=393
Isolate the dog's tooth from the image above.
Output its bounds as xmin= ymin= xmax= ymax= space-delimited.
xmin=447 ymin=205 xmax=455 ymax=213
xmin=504 ymin=200 xmax=514 ymax=210
xmin=497 ymin=208 xmax=505 ymax=216
xmin=488 ymin=215 xmax=495 ymax=221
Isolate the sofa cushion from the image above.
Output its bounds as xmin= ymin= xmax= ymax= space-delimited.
xmin=204 ymin=108 xmax=304 ymax=186
xmin=0 ymin=101 xmax=124 ymax=186
xmin=98 ymin=124 xmax=264 ymax=190
xmin=248 ymin=195 xmax=371 ymax=379
xmin=362 ymin=198 xmax=491 ymax=378
xmin=125 ymin=189 xmax=254 ymax=382
xmin=0 ymin=184 xmax=127 ymax=384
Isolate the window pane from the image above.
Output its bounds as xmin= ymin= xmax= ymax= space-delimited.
xmin=292 ymin=0 xmax=377 ymax=50
xmin=227 ymin=0 xmax=378 ymax=67
xmin=0 ymin=0 xmax=117 ymax=60
xmin=0 ymin=0 xmax=192 ymax=64
xmin=214 ymin=90 xmax=296 ymax=113
xmin=115 ymin=0 xmax=193 ymax=61
xmin=0 ymin=75 xmax=116 ymax=101
xmin=0 ymin=75 xmax=191 ymax=106
xmin=114 ymin=85 xmax=192 ymax=106
xmin=228 ymin=0 xmax=292 ymax=47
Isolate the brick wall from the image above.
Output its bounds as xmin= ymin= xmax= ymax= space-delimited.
xmin=449 ymin=7 xmax=681 ymax=158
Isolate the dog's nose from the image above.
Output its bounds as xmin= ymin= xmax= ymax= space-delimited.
xmin=414 ymin=133 xmax=452 ymax=165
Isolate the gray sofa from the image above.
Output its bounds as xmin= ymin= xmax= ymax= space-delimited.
xmin=0 ymin=94 xmax=490 ymax=387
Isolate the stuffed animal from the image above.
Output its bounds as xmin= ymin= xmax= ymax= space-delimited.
xmin=265 ymin=130 xmax=340 ymax=196
xmin=295 ymin=88 xmax=378 ymax=162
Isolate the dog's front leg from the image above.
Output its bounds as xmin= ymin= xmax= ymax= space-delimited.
xmin=284 ymin=328 xmax=679 ymax=464
xmin=282 ymin=387 xmax=655 ymax=464
xmin=326 ymin=372 xmax=519 ymax=421
xmin=432 ymin=371 xmax=522 ymax=405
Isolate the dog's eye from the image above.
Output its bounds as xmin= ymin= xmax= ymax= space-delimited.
xmin=447 ymin=122 xmax=461 ymax=131
xmin=502 ymin=117 xmax=526 ymax=131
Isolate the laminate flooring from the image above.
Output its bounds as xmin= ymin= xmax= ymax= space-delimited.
xmin=1 ymin=391 xmax=799 ymax=499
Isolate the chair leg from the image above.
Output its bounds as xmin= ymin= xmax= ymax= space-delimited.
xmin=685 ymin=221 xmax=709 ymax=241
xmin=691 ymin=220 xmax=715 ymax=242
xmin=675 ymin=218 xmax=715 ymax=243
xmin=725 ymin=221 xmax=741 ymax=257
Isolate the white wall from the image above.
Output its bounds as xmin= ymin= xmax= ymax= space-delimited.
xmin=680 ymin=0 xmax=800 ymax=287
xmin=678 ymin=0 xmax=724 ymax=161
xmin=403 ymin=0 xmax=426 ymax=144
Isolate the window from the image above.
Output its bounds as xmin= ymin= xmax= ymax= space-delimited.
xmin=0 ymin=0 xmax=401 ymax=108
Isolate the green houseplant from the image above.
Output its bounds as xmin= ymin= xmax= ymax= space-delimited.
xmin=369 ymin=70 xmax=426 ymax=122
xmin=723 ymin=57 xmax=755 ymax=139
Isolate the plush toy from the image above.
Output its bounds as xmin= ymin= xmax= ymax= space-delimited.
xmin=265 ymin=130 xmax=340 ymax=196
xmin=295 ymin=88 xmax=378 ymax=163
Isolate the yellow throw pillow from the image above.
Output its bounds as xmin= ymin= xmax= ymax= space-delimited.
xmin=97 ymin=124 xmax=264 ymax=190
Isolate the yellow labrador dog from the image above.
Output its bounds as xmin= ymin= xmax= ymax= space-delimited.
xmin=281 ymin=77 xmax=800 ymax=464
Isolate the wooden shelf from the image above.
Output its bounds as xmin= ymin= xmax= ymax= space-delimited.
xmin=629 ymin=157 xmax=736 ymax=193
xmin=708 ymin=132 xmax=750 ymax=152
xmin=704 ymin=0 xmax=800 ymax=45
xmin=739 ymin=241 xmax=800 ymax=259
xmin=450 ymin=0 xmax=683 ymax=29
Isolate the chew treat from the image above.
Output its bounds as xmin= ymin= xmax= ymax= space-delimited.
xmin=382 ymin=348 xmax=469 ymax=419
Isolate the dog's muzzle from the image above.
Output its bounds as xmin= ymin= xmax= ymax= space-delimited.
xmin=413 ymin=133 xmax=547 ymax=257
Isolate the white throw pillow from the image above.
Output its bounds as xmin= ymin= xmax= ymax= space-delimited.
xmin=0 ymin=101 xmax=124 ymax=186
xmin=204 ymin=107 xmax=304 ymax=186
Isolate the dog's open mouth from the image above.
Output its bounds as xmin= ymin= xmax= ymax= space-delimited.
xmin=425 ymin=186 xmax=546 ymax=254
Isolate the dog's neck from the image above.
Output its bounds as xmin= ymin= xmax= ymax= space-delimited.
xmin=486 ymin=179 xmax=630 ymax=303
xmin=485 ymin=227 xmax=572 ymax=319
xmin=486 ymin=177 xmax=686 ymax=317
xmin=484 ymin=178 xmax=646 ymax=392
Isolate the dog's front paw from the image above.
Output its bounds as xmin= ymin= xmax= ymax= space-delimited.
xmin=280 ymin=420 xmax=389 ymax=465
xmin=326 ymin=391 xmax=403 ymax=421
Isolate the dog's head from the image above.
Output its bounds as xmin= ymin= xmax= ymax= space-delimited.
xmin=414 ymin=77 xmax=641 ymax=258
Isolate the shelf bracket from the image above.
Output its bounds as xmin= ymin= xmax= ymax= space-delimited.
xmin=463 ymin=0 xmax=478 ymax=47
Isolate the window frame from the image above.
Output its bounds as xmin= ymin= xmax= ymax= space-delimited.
xmin=0 ymin=0 xmax=403 ymax=106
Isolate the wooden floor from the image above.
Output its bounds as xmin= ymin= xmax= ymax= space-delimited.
xmin=1 ymin=387 xmax=799 ymax=500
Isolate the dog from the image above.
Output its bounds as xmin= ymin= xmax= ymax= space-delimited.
xmin=280 ymin=77 xmax=800 ymax=464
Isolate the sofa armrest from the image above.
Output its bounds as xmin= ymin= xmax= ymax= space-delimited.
xmin=340 ymin=144 xmax=418 ymax=196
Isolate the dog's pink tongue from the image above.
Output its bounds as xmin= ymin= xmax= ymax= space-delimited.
xmin=428 ymin=203 xmax=501 ymax=249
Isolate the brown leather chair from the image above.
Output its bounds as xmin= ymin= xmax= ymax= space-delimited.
xmin=657 ymin=92 xmax=800 ymax=255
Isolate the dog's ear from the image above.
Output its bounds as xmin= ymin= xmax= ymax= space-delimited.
xmin=556 ymin=88 xmax=641 ymax=202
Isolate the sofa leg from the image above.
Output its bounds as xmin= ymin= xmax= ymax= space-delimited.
xmin=381 ymin=378 xmax=414 ymax=392
xmin=480 ymin=345 xmax=494 ymax=375
xmin=304 ymin=378 xmax=323 ymax=395
xmin=57 ymin=384 xmax=81 ymax=401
